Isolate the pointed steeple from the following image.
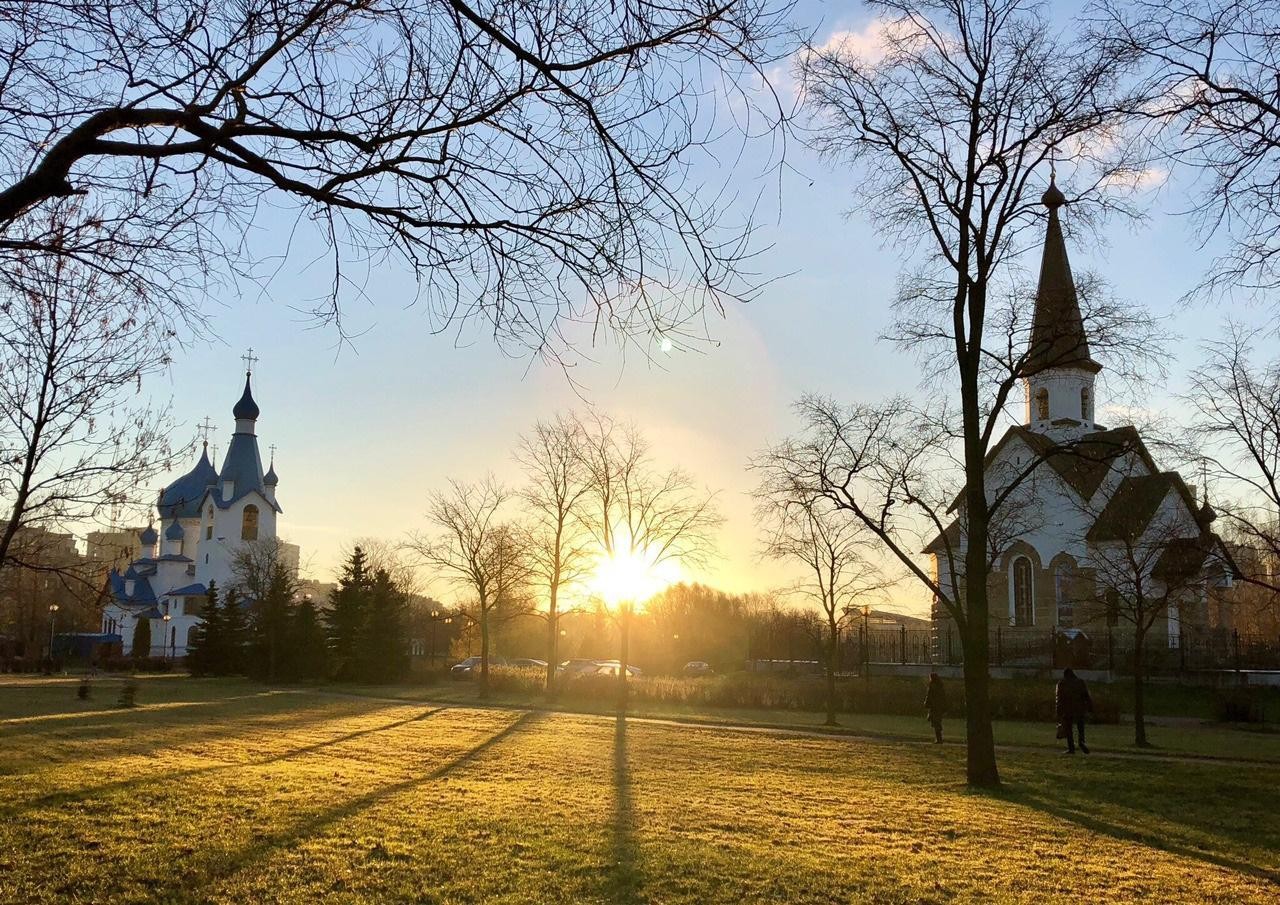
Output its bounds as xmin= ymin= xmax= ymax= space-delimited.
xmin=1025 ymin=176 xmax=1100 ymax=376
xmin=232 ymin=372 xmax=260 ymax=421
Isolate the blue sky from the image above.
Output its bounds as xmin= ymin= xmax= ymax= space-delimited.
xmin=140 ymin=1 xmax=1272 ymax=610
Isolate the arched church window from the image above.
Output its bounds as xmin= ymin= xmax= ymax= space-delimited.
xmin=241 ymin=504 xmax=259 ymax=541
xmin=1055 ymin=562 xmax=1074 ymax=628
xmin=1035 ymin=388 xmax=1049 ymax=420
xmin=1011 ymin=557 xmax=1034 ymax=626
xmin=1080 ymin=387 xmax=1090 ymax=420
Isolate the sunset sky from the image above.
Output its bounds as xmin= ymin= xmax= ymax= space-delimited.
xmin=140 ymin=2 xmax=1272 ymax=614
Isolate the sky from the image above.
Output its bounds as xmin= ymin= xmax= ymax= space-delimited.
xmin=133 ymin=1 xmax=1274 ymax=614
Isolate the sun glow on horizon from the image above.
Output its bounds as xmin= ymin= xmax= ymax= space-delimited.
xmin=591 ymin=542 xmax=682 ymax=608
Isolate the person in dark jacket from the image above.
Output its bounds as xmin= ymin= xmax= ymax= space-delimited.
xmin=924 ymin=673 xmax=947 ymax=743
xmin=1055 ymin=668 xmax=1092 ymax=754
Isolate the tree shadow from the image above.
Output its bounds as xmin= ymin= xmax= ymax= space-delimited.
xmin=605 ymin=713 xmax=643 ymax=905
xmin=999 ymin=786 xmax=1280 ymax=886
xmin=185 ymin=709 xmax=544 ymax=890
xmin=3 ymin=704 xmax=450 ymax=820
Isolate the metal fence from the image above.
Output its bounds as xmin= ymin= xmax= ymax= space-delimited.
xmin=853 ymin=625 xmax=1280 ymax=675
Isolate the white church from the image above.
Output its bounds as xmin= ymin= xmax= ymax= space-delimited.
xmin=101 ymin=365 xmax=282 ymax=657
xmin=928 ymin=178 xmax=1230 ymax=656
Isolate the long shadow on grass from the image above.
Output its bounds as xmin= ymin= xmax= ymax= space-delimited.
xmin=1002 ymin=787 xmax=1280 ymax=885
xmin=604 ymin=714 xmax=643 ymax=905
xmin=185 ymin=709 xmax=543 ymax=891
xmin=2 ymin=705 xmax=449 ymax=820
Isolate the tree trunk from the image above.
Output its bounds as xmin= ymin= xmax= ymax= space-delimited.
xmin=479 ymin=604 xmax=491 ymax=699
xmin=617 ymin=601 xmax=631 ymax=713
xmin=545 ymin=583 xmax=559 ymax=695
xmin=825 ymin=613 xmax=839 ymax=726
xmin=1132 ymin=633 xmax=1148 ymax=747
xmin=958 ymin=280 xmax=1000 ymax=788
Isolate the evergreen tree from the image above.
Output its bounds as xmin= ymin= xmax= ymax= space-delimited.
xmin=186 ymin=582 xmax=222 ymax=676
xmin=287 ymin=596 xmax=328 ymax=681
xmin=131 ymin=616 xmax=152 ymax=660
xmin=248 ymin=563 xmax=294 ymax=681
xmin=356 ymin=568 xmax=408 ymax=683
xmin=221 ymin=589 xmax=249 ymax=675
xmin=326 ymin=547 xmax=371 ymax=680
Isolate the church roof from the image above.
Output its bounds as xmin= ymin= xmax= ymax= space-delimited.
xmin=158 ymin=444 xmax=219 ymax=520
xmin=233 ymin=373 xmax=260 ymax=420
xmin=105 ymin=569 xmax=157 ymax=607
xmin=164 ymin=582 xmax=209 ymax=597
xmin=1024 ymin=178 xmax=1101 ymax=377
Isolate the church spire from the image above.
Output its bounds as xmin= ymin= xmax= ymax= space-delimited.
xmin=1024 ymin=175 xmax=1100 ymax=377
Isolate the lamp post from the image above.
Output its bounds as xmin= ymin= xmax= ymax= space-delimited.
xmin=47 ymin=603 xmax=59 ymax=659
xmin=430 ymin=609 xmax=440 ymax=665
xmin=861 ymin=604 xmax=871 ymax=683
xmin=162 ymin=613 xmax=172 ymax=662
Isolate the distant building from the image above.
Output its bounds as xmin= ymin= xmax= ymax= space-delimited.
xmin=101 ymin=366 xmax=285 ymax=657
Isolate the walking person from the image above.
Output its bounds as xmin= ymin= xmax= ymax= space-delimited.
xmin=924 ymin=672 xmax=947 ymax=743
xmin=1055 ymin=668 xmax=1092 ymax=754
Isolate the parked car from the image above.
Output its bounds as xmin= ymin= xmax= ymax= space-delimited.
xmin=450 ymin=655 xmax=507 ymax=679
xmin=592 ymin=661 xmax=642 ymax=678
xmin=507 ymin=658 xmax=548 ymax=669
xmin=682 ymin=660 xmax=714 ymax=677
xmin=556 ymin=658 xmax=602 ymax=677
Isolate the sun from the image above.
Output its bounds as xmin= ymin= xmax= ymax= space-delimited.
xmin=591 ymin=543 xmax=681 ymax=607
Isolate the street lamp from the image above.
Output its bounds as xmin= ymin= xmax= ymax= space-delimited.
xmin=162 ymin=613 xmax=172 ymax=662
xmin=47 ymin=603 xmax=59 ymax=660
xmin=430 ymin=609 xmax=441 ymax=666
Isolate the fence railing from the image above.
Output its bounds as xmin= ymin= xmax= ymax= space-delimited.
xmin=851 ymin=625 xmax=1280 ymax=674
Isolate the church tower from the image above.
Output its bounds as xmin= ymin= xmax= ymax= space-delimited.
xmin=1023 ymin=178 xmax=1102 ymax=432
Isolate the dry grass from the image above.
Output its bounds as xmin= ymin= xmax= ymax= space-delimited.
xmin=1 ymin=676 xmax=1276 ymax=904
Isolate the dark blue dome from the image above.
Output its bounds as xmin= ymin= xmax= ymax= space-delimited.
xmin=164 ymin=518 xmax=185 ymax=541
xmin=139 ymin=524 xmax=158 ymax=546
xmin=264 ymin=462 xmax=278 ymax=486
xmin=233 ymin=373 xmax=260 ymax=420
xmin=158 ymin=445 xmax=219 ymax=519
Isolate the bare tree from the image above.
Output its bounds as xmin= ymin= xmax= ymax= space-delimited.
xmin=752 ymin=488 xmax=885 ymax=726
xmin=516 ymin=414 xmax=596 ymax=692
xmin=0 ymin=0 xmax=795 ymax=358
xmin=0 ymin=246 xmax=176 ymax=583
xmin=1097 ymin=0 xmax=1280 ymax=296
xmin=409 ymin=476 xmax=532 ymax=696
xmin=231 ymin=535 xmax=301 ymax=681
xmin=794 ymin=0 xmax=1151 ymax=786
xmin=1185 ymin=326 xmax=1280 ymax=596
xmin=349 ymin=536 xmax=427 ymax=601
xmin=1066 ymin=463 xmax=1227 ymax=747
xmin=578 ymin=413 xmax=721 ymax=707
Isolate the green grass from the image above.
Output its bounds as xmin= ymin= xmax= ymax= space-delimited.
xmin=1 ymin=676 xmax=1277 ymax=904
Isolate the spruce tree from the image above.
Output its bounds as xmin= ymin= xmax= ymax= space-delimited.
xmin=248 ymin=563 xmax=294 ymax=681
xmin=326 ymin=547 xmax=371 ymax=681
xmin=186 ymin=582 xmax=222 ymax=676
xmin=221 ymin=589 xmax=249 ymax=676
xmin=288 ymin=596 xmax=328 ymax=681
xmin=357 ymin=568 xmax=408 ymax=683
xmin=131 ymin=616 xmax=152 ymax=660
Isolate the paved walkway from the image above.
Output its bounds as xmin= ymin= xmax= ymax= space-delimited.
xmin=305 ymin=687 xmax=1279 ymax=768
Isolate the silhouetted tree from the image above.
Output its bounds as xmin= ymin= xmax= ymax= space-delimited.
xmin=247 ymin=562 xmax=296 ymax=682
xmin=287 ymin=594 xmax=328 ymax=682
xmin=131 ymin=616 xmax=151 ymax=660
xmin=0 ymin=0 xmax=794 ymax=360
xmin=792 ymin=0 xmax=1151 ymax=786
xmin=326 ymin=547 xmax=372 ymax=681
xmin=185 ymin=582 xmax=222 ymax=676
xmin=356 ymin=569 xmax=408 ymax=683
xmin=221 ymin=589 xmax=249 ymax=676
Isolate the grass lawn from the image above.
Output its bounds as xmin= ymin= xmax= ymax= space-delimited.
xmin=2 ymin=676 xmax=1277 ymax=904
xmin=341 ymin=680 xmax=1280 ymax=762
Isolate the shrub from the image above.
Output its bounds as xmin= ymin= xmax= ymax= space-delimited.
xmin=1213 ymin=687 xmax=1267 ymax=723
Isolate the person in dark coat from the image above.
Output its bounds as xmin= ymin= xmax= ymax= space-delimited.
xmin=1055 ymin=668 xmax=1092 ymax=754
xmin=924 ymin=673 xmax=947 ymax=743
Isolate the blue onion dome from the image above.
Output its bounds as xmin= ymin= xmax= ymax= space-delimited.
xmin=139 ymin=524 xmax=159 ymax=546
xmin=233 ymin=372 xmax=260 ymax=420
xmin=264 ymin=459 xmax=279 ymax=487
xmin=158 ymin=444 xmax=220 ymax=519
xmin=164 ymin=518 xmax=185 ymax=541
xmin=123 ymin=564 xmax=141 ymax=580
